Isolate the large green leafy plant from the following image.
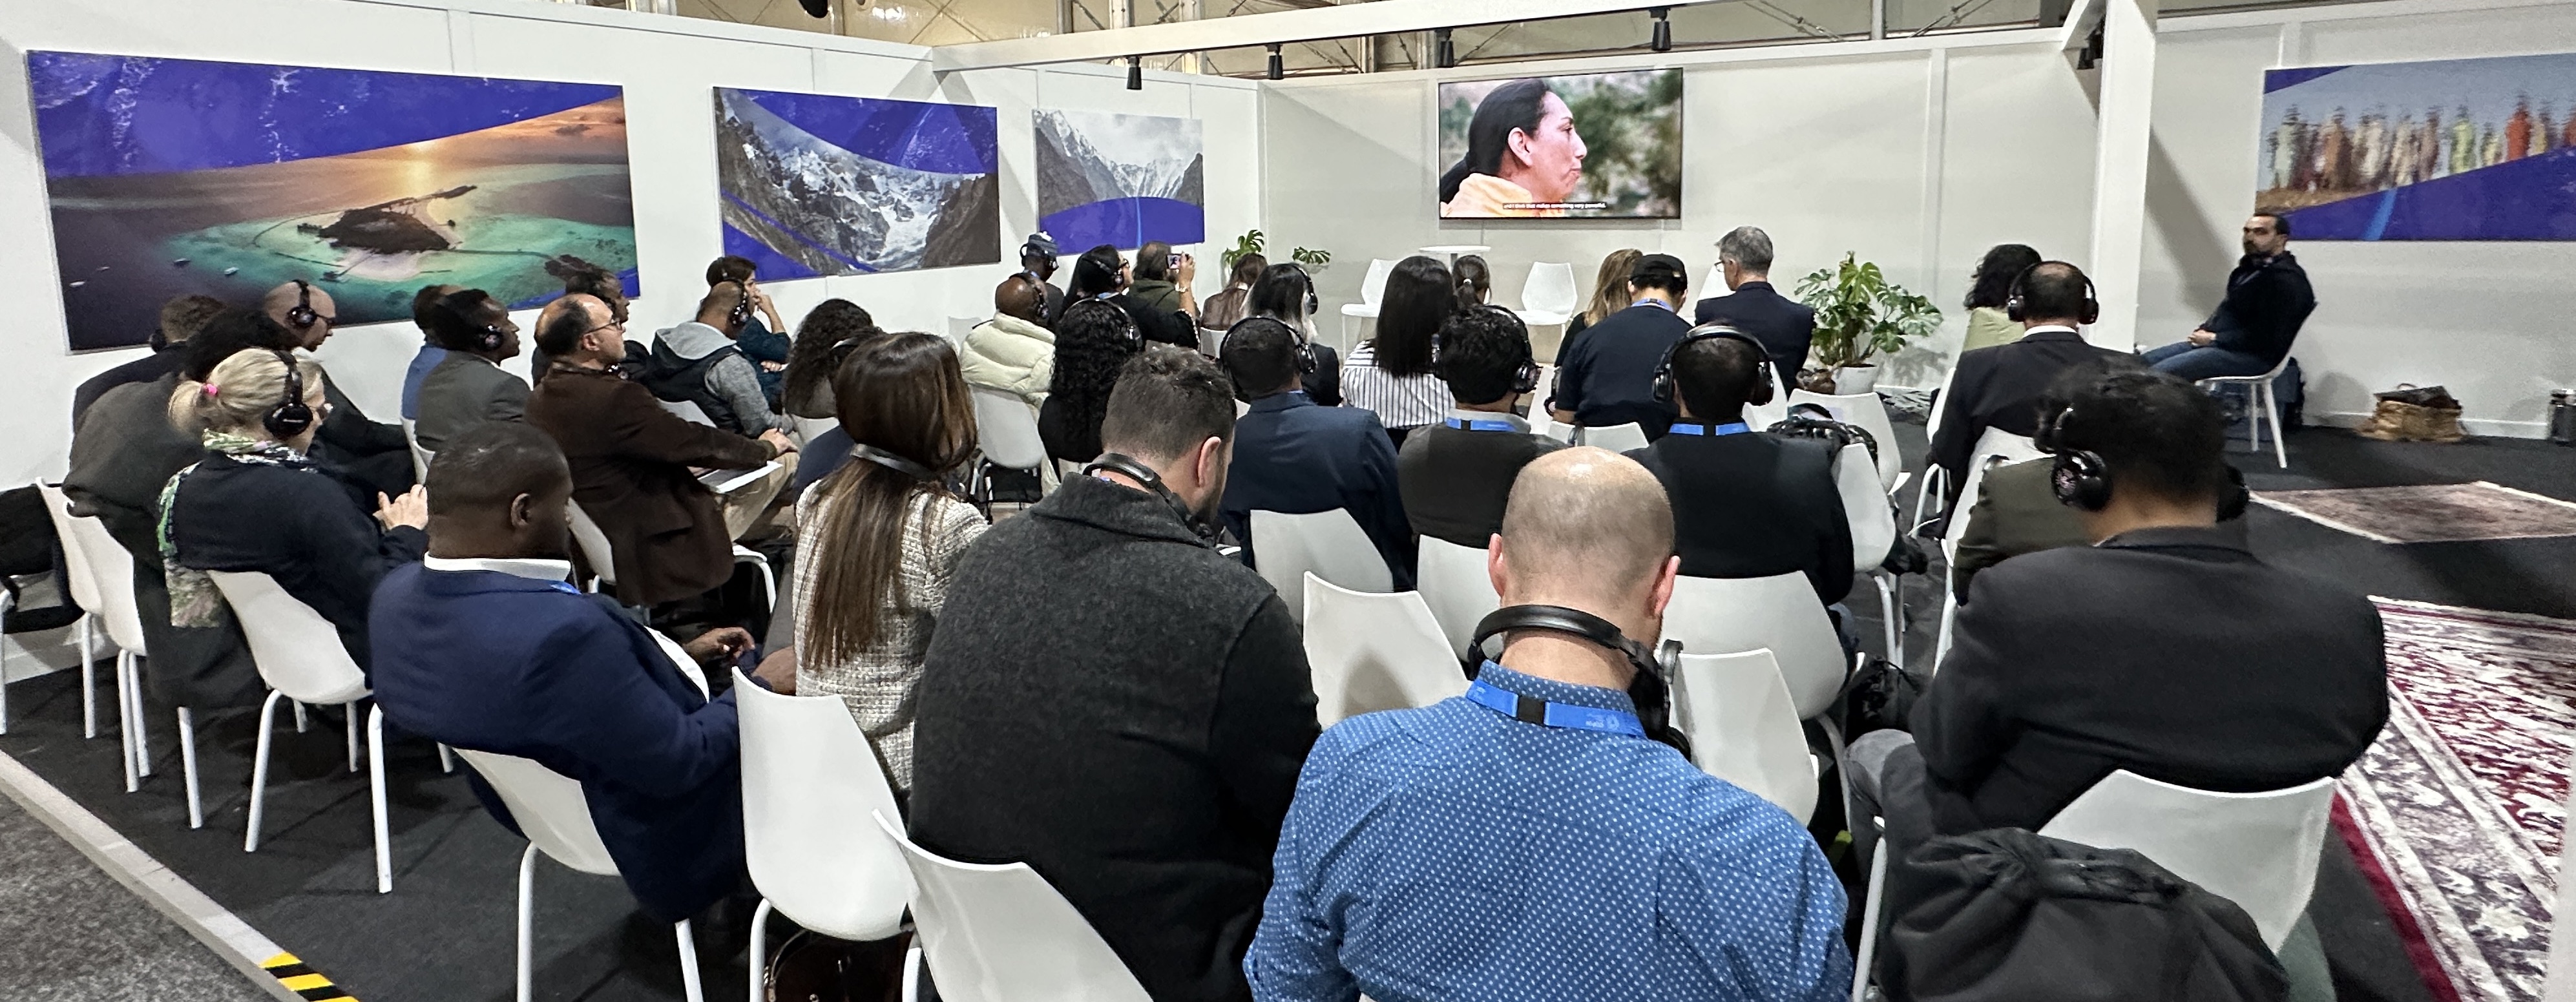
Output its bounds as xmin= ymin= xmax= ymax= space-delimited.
xmin=1221 ymin=229 xmax=1330 ymax=273
xmin=1792 ymin=253 xmax=1942 ymax=390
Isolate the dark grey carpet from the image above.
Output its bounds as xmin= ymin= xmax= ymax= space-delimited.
xmin=0 ymin=791 xmax=271 ymax=1001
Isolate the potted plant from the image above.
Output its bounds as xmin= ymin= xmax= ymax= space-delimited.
xmin=1220 ymin=230 xmax=1330 ymax=273
xmin=1792 ymin=253 xmax=1941 ymax=395
xmin=1290 ymin=246 xmax=1331 ymax=272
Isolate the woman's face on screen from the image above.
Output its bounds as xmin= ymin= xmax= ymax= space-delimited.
xmin=1507 ymin=92 xmax=1587 ymax=203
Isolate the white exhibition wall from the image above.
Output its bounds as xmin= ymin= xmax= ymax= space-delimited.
xmin=0 ymin=0 xmax=1260 ymax=485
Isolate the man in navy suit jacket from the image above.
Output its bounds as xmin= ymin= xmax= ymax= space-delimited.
xmin=369 ymin=423 xmax=762 ymax=924
xmin=1691 ymin=227 xmax=1816 ymax=388
xmin=1216 ymin=322 xmax=1414 ymax=589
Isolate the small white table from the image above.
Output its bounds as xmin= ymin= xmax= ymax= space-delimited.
xmin=1418 ymin=244 xmax=1492 ymax=266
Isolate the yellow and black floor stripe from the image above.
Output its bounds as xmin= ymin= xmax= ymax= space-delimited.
xmin=261 ymin=953 xmax=356 ymax=1001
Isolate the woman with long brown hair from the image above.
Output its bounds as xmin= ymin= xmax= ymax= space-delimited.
xmin=1563 ymin=248 xmax=1645 ymax=348
xmin=789 ymin=333 xmax=985 ymax=792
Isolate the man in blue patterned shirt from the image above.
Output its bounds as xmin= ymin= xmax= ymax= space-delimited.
xmin=1246 ymin=446 xmax=1852 ymax=1001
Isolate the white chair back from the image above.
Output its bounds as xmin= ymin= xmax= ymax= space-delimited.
xmin=39 ymin=484 xmax=144 ymax=652
xmin=1662 ymin=573 xmax=1844 ymax=720
xmin=736 ymin=670 xmax=912 ymax=942
xmin=205 ymin=571 xmax=370 ymax=706
xmin=946 ymin=317 xmax=980 ymax=344
xmin=970 ymin=387 xmax=1049 ymax=473
xmin=1744 ymin=397 xmax=1790 ymax=432
xmin=1301 ymin=575 xmax=1468 ymax=727
xmin=1786 ymin=390 xmax=1903 ymax=489
xmin=1942 ymin=429 xmax=2044 ymax=545
xmin=1579 ymin=423 xmax=1649 ymax=454
xmin=1538 ymin=419 xmax=1578 ymax=444
xmin=1357 ymin=258 xmax=1397 ymax=307
xmin=35 ymin=484 xmax=105 ymax=614
xmin=1834 ymin=443 xmax=1896 ymax=572
xmin=1414 ymin=536 xmax=1498 ymax=658
xmin=1922 ymin=362 xmax=1962 ymax=441
xmin=403 ymin=419 xmax=434 ymax=481
xmin=1671 ymin=650 xmax=1817 ymax=823
xmin=791 ymin=415 xmax=838 ymax=449
xmin=567 ymin=502 xmax=618 ymax=587
xmin=874 ymin=813 xmax=1152 ymax=1002
xmin=1250 ymin=509 xmax=1392 ymax=622
xmin=659 ymin=399 xmax=715 ymax=426
xmin=454 ymin=749 xmax=619 ymax=877
xmin=2038 ymin=771 xmax=2336 ymax=950
xmin=1520 ymin=262 xmax=1577 ymax=318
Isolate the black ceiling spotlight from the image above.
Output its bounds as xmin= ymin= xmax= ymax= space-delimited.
xmin=1127 ymin=55 xmax=1144 ymax=90
xmin=1649 ymin=6 xmax=1673 ymax=52
xmin=1434 ymin=27 xmax=1456 ymax=69
xmin=1267 ymin=43 xmax=1284 ymax=81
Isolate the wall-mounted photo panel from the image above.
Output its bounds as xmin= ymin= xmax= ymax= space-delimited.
xmin=2259 ymin=53 xmax=2576 ymax=240
xmin=28 ymin=52 xmax=637 ymax=351
xmin=715 ymin=88 xmax=1000 ymax=277
xmin=1436 ymin=68 xmax=1682 ymax=220
xmin=1034 ymin=109 xmax=1206 ymax=251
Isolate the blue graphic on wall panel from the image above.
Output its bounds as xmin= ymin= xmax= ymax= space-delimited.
xmin=26 ymin=52 xmax=638 ymax=352
xmin=2259 ymin=51 xmax=2576 ymax=240
xmin=1034 ymin=109 xmax=1204 ymax=252
xmin=713 ymin=88 xmax=1000 ymax=276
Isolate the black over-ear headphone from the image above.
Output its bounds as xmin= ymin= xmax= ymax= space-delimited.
xmin=1071 ymin=296 xmax=1142 ymax=353
xmin=438 ymin=291 xmax=506 ymax=352
xmin=1221 ymin=317 xmax=1317 ymax=378
xmin=1651 ymin=324 xmax=1774 ymax=409
xmin=1433 ymin=304 xmax=1540 ymax=397
xmin=263 ymin=349 xmax=316 ymax=440
xmin=851 ymin=444 xmax=938 ymax=481
xmin=1466 ymin=605 xmax=1691 ymax=756
xmin=725 ymin=281 xmax=756 ymax=331
xmin=1083 ymin=452 xmax=1220 ymax=547
xmin=1283 ymin=263 xmax=1320 ymax=317
xmin=2004 ymin=264 xmax=2101 ymax=326
xmin=285 ymin=280 xmax=320 ymax=331
xmin=2036 ymin=404 xmax=2113 ymax=512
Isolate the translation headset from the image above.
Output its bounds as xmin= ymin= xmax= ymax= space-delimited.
xmin=1649 ymin=324 xmax=1774 ymax=408
xmin=1432 ymin=304 xmax=1541 ymax=397
xmin=726 ymin=281 xmax=757 ymax=331
xmin=437 ymin=291 xmax=508 ymax=352
xmin=2004 ymin=264 xmax=2101 ymax=326
xmin=1465 ymin=605 xmax=1691 ymax=756
xmin=1279 ymin=262 xmax=1321 ymax=317
xmin=284 ymin=280 xmax=321 ymax=331
xmin=1071 ymin=296 xmax=1144 ymax=352
xmin=1221 ymin=316 xmax=1317 ymax=376
xmin=850 ymin=444 xmax=938 ymax=481
xmin=2037 ymin=397 xmax=2256 ymax=517
xmin=1083 ymin=452 xmax=1222 ymax=547
xmin=264 ymin=349 xmax=316 ymax=440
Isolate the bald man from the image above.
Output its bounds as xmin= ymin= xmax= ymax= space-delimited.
xmin=262 ymin=280 xmax=416 ymax=494
xmin=961 ymin=274 xmax=1057 ymax=408
xmin=1247 ymin=448 xmax=1852 ymax=1002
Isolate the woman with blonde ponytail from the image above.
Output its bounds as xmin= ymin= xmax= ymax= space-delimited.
xmin=160 ymin=348 xmax=430 ymax=676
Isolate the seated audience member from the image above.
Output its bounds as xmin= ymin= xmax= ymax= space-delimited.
xmin=1020 ymin=232 xmax=1067 ymax=326
xmin=1244 ymin=263 xmax=1343 ymax=406
xmin=1960 ymin=244 xmax=2043 ymax=353
xmin=162 ymin=348 xmax=428 ymax=676
xmin=1452 ymin=254 xmax=1494 ymax=309
xmin=1929 ymin=260 xmax=2132 ymax=515
xmin=707 ymin=256 xmax=793 ymax=406
xmin=530 ymin=268 xmax=629 ymax=380
xmin=1629 ymin=328 xmax=1852 ymax=603
xmin=645 ymin=281 xmax=780 ymax=437
xmin=1246 ymin=446 xmax=1852 ymax=1000
xmin=525 ymin=293 xmax=795 ymax=608
xmin=262 ymin=280 xmax=415 ymax=496
xmin=370 ymin=423 xmax=760 ymax=926
xmin=74 ymin=294 xmax=227 ymax=426
xmin=1692 ymin=227 xmax=1816 ymax=388
xmin=1550 ymin=253 xmax=1693 ymax=437
xmin=1397 ymin=306 xmax=1565 ymax=548
xmin=2142 ymin=213 xmax=2314 ymax=381
xmin=414 ymin=289 xmax=530 ymax=452
xmin=1130 ymin=240 xmax=1199 ymax=322
xmin=1037 ymin=298 xmax=1146 ymax=464
xmin=961 ymin=275 xmax=1056 ymax=410
xmin=1220 ymin=318 xmax=1412 ymax=587
xmin=1069 ymin=244 xmax=1196 ymax=350
xmin=1341 ymin=255 xmax=1454 ymax=443
xmin=791 ymin=334 xmax=987 ymax=793
xmin=779 ymin=299 xmax=883 ymax=422
xmin=1850 ymin=368 xmax=2387 ymax=855
xmin=399 ymin=284 xmax=465 ymax=420
xmin=911 ymin=348 xmax=1319 ymax=1002
xmin=1199 ymin=253 xmax=1264 ymax=333
xmin=1562 ymin=248 xmax=1643 ymax=346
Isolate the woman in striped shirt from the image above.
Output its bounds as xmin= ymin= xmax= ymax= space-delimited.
xmin=1341 ymin=255 xmax=1456 ymax=446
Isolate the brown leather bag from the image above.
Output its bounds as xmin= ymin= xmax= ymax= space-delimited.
xmin=2357 ymin=384 xmax=2465 ymax=443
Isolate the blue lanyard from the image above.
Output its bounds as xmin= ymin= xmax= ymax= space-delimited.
xmin=1667 ymin=422 xmax=1752 ymax=436
xmin=1465 ymin=674 xmax=1646 ymax=738
xmin=1445 ymin=417 xmax=1520 ymax=432
xmin=1630 ymin=298 xmax=1675 ymax=313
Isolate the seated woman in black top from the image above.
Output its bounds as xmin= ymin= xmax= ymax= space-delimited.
xmin=1038 ymin=298 xmax=1148 ymax=464
xmin=162 ymin=349 xmax=429 ymax=678
xmin=1244 ymin=263 xmax=1342 ymax=407
xmin=1067 ymin=245 xmax=1195 ymax=351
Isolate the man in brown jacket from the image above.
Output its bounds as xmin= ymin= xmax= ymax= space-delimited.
xmin=525 ymin=293 xmax=794 ymax=607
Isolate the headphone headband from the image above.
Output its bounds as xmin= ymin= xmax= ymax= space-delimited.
xmin=1432 ymin=305 xmax=1540 ymax=399
xmin=1466 ymin=604 xmax=1690 ymax=756
xmin=2004 ymin=263 xmax=2100 ymax=326
xmin=851 ymin=444 xmax=937 ymax=481
xmin=1219 ymin=316 xmax=1317 ymax=393
xmin=284 ymin=280 xmax=321 ymax=331
xmin=1651 ymin=324 xmax=1775 ymax=410
xmin=1083 ymin=452 xmax=1220 ymax=547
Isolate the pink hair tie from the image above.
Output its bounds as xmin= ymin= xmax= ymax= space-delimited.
xmin=202 ymin=383 xmax=220 ymax=397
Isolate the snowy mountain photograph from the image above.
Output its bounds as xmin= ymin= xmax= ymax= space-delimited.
xmin=1034 ymin=109 xmax=1206 ymax=251
xmin=715 ymin=88 xmax=998 ymax=277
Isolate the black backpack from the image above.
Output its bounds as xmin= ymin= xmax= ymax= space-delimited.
xmin=0 ymin=486 xmax=82 ymax=634
xmin=1766 ymin=402 xmax=1881 ymax=470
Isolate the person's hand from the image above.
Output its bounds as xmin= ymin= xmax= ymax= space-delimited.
xmin=759 ymin=360 xmax=786 ymax=373
xmin=376 ymin=486 xmax=428 ymax=531
xmin=1177 ymin=253 xmax=1198 ymax=286
xmin=752 ymin=646 xmax=797 ymax=694
xmin=759 ymin=428 xmax=797 ymax=456
xmin=682 ymin=626 xmax=755 ymax=667
xmin=2187 ymin=328 xmax=2216 ymax=347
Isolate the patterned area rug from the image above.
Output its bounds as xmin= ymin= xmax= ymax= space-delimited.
xmin=2339 ymin=599 xmax=2576 ymax=1002
xmin=2257 ymin=482 xmax=2576 ymax=544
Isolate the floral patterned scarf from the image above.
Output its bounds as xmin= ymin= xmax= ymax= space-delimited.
xmin=156 ymin=431 xmax=309 ymax=627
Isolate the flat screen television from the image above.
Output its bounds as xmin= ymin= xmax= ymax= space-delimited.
xmin=1436 ymin=68 xmax=1682 ymax=220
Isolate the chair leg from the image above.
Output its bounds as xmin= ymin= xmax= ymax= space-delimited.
xmin=746 ymin=898 xmax=775 ymax=1002
xmin=733 ymin=548 xmax=777 ymax=616
xmin=179 ymin=707 xmax=204 ymax=830
xmin=368 ymin=704 xmax=391 ymax=894
xmin=1850 ymin=822 xmax=1892 ymax=1002
xmin=901 ymin=943 xmax=923 ymax=1002
xmin=673 ymin=919 xmax=706 ymax=1002
xmin=2264 ymin=383 xmax=2288 ymax=469
xmin=438 ymin=744 xmax=456 ymax=775
xmin=245 ymin=690 xmax=285 ymax=853
xmin=112 ymin=623 xmax=136 ymax=793
xmin=79 ymin=626 xmax=97 ymax=740
xmin=1874 ymin=574 xmax=1903 ymax=668
xmin=127 ymin=653 xmax=151 ymax=778
xmin=515 ymin=843 xmax=539 ymax=1002
xmin=293 ymin=700 xmax=309 ymax=733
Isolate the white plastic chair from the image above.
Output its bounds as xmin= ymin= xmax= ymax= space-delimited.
xmin=34 ymin=485 xmax=122 ymax=782
xmin=1414 ymin=536 xmax=1499 ymax=659
xmin=1578 ymin=423 xmax=1650 ymax=454
xmin=790 ymin=414 xmax=837 ymax=448
xmin=457 ymin=749 xmax=707 ymax=1002
xmin=567 ymin=501 xmax=769 ymax=609
xmin=1662 ymin=572 xmax=1847 ymax=721
xmin=2198 ymin=358 xmax=2292 ymax=469
xmin=946 ymin=317 xmax=981 ymax=345
xmin=1537 ymin=418 xmax=1578 ymax=444
xmin=1516 ymin=262 xmax=1578 ymax=326
xmin=874 ymin=812 xmax=1150 ymax=1002
xmin=1931 ymin=432 xmax=2046 ymax=667
xmin=1302 ymin=574 xmax=1469 ymax=727
xmin=1788 ymin=390 xmax=1903 ymax=491
xmin=970 ymin=386 xmax=1058 ymax=502
xmin=1833 ymin=443 xmax=1903 ymax=665
xmin=735 ymin=669 xmax=914 ymax=1002
xmin=1908 ymin=362 xmax=1965 ymax=529
xmin=403 ymin=419 xmax=434 ymax=481
xmin=1671 ymin=649 xmax=1817 ymax=823
xmin=660 ymin=399 xmax=715 ymax=426
xmin=2039 ymin=771 xmax=2336 ymax=950
xmin=1336 ymin=258 xmax=1398 ymax=348
xmin=1250 ymin=509 xmax=1392 ymax=623
xmin=204 ymin=570 xmax=391 ymax=893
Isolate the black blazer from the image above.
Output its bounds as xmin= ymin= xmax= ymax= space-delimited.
xmin=165 ymin=452 xmax=428 ymax=676
xmin=2204 ymin=252 xmax=2316 ymax=365
xmin=1928 ymin=329 xmax=2135 ymax=510
xmin=1628 ymin=430 xmax=1852 ymax=603
xmin=1912 ymin=525 xmax=2387 ymax=836
xmin=1549 ymin=302 xmax=1691 ymax=435
xmin=1693 ymin=281 xmax=1816 ymax=387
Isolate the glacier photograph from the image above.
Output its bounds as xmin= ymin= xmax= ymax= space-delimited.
xmin=1035 ymin=109 xmax=1206 ymax=251
xmin=715 ymin=88 xmax=1000 ymax=278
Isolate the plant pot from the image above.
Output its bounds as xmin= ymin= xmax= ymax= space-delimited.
xmin=1832 ymin=364 xmax=1881 ymax=395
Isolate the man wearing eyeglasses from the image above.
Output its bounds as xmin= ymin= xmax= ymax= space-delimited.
xmin=260 ymin=279 xmax=415 ymax=496
xmin=524 ymin=293 xmax=795 ymax=610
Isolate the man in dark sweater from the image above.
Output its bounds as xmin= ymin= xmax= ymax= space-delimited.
xmin=1219 ymin=319 xmax=1413 ymax=588
xmin=2142 ymin=213 xmax=2315 ymax=381
xmin=910 ymin=348 xmax=1319 ymax=1002
xmin=1691 ymin=227 xmax=1816 ymax=388
xmin=1550 ymin=253 xmax=1693 ymax=438
xmin=1628 ymin=328 xmax=1852 ymax=605
xmin=1399 ymin=306 xmax=1565 ymax=548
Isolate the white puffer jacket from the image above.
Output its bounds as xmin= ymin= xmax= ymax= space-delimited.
xmin=959 ymin=314 xmax=1056 ymax=408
